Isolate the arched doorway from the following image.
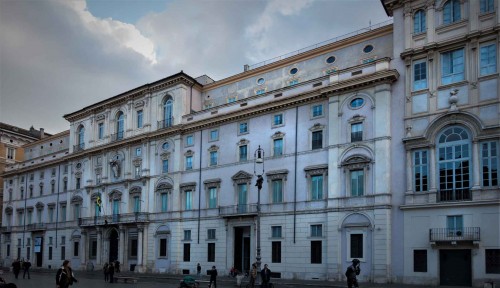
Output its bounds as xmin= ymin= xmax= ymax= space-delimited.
xmin=109 ymin=229 xmax=119 ymax=263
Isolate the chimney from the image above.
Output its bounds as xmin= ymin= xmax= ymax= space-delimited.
xmin=244 ymin=64 xmax=250 ymax=72
xmin=40 ymin=128 xmax=45 ymax=139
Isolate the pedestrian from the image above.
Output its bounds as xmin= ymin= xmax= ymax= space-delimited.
xmin=196 ymin=263 xmax=201 ymax=278
xmin=261 ymin=264 xmax=271 ymax=288
xmin=345 ymin=259 xmax=361 ymax=288
xmin=114 ymin=260 xmax=120 ymax=273
xmin=209 ymin=265 xmax=217 ymax=288
xmin=103 ymin=263 xmax=109 ymax=282
xmin=56 ymin=260 xmax=78 ymax=288
xmin=22 ymin=259 xmax=31 ymax=279
xmin=249 ymin=263 xmax=257 ymax=288
xmin=108 ymin=262 xmax=114 ymax=283
xmin=11 ymin=259 xmax=20 ymax=279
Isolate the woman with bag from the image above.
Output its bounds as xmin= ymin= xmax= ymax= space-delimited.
xmin=56 ymin=260 xmax=78 ymax=288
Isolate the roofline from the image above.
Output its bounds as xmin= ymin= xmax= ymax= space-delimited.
xmin=22 ymin=130 xmax=70 ymax=148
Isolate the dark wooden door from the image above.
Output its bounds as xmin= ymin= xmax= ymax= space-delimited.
xmin=440 ymin=249 xmax=471 ymax=286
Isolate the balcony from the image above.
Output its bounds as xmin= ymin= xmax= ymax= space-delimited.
xmin=157 ymin=117 xmax=174 ymax=130
xmin=438 ymin=188 xmax=471 ymax=202
xmin=219 ymin=204 xmax=258 ymax=218
xmin=73 ymin=144 xmax=85 ymax=152
xmin=429 ymin=227 xmax=480 ymax=244
xmin=0 ymin=226 xmax=12 ymax=233
xmin=26 ymin=223 xmax=46 ymax=231
xmin=111 ymin=131 xmax=125 ymax=142
xmin=78 ymin=212 xmax=149 ymax=227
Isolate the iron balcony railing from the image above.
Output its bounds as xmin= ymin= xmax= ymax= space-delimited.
xmin=78 ymin=212 xmax=149 ymax=227
xmin=438 ymin=188 xmax=472 ymax=202
xmin=73 ymin=144 xmax=85 ymax=152
xmin=26 ymin=223 xmax=46 ymax=231
xmin=111 ymin=131 xmax=125 ymax=142
xmin=157 ymin=117 xmax=174 ymax=130
xmin=219 ymin=204 xmax=258 ymax=217
xmin=429 ymin=227 xmax=480 ymax=242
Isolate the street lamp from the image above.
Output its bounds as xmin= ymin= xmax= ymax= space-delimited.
xmin=254 ymin=145 xmax=264 ymax=281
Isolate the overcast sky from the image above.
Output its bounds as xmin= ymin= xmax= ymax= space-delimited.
xmin=0 ymin=0 xmax=390 ymax=134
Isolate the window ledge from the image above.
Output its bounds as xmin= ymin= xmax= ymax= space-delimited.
xmin=437 ymin=80 xmax=468 ymax=90
xmin=411 ymin=88 xmax=430 ymax=96
xmin=412 ymin=32 xmax=426 ymax=40
xmin=436 ymin=19 xmax=468 ymax=34
xmin=478 ymin=73 xmax=499 ymax=81
xmin=478 ymin=11 xmax=495 ymax=20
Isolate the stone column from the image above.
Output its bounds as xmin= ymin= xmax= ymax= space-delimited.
xmin=406 ymin=150 xmax=413 ymax=193
xmin=403 ymin=6 xmax=412 ymax=49
xmin=118 ymin=226 xmax=125 ymax=265
xmin=137 ymin=225 xmax=144 ymax=267
xmin=96 ymin=229 xmax=102 ymax=265
xmin=426 ymin=2 xmax=436 ymax=43
xmin=429 ymin=145 xmax=437 ymax=203
xmin=81 ymin=230 xmax=87 ymax=267
xmin=472 ymin=141 xmax=481 ymax=195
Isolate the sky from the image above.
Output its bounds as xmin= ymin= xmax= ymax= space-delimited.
xmin=0 ymin=0 xmax=390 ymax=134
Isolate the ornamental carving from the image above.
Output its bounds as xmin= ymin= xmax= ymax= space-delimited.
xmin=129 ymin=186 xmax=142 ymax=196
xmin=341 ymin=155 xmax=372 ymax=171
xmin=231 ymin=170 xmax=253 ymax=185
xmin=108 ymin=190 xmax=122 ymax=201
xmin=134 ymin=100 xmax=145 ymax=108
xmin=180 ymin=182 xmax=196 ymax=192
xmin=185 ymin=150 xmax=195 ymax=157
xmin=271 ymin=131 xmax=285 ymax=139
xmin=160 ymin=152 xmax=170 ymax=160
xmin=309 ymin=123 xmax=325 ymax=132
xmin=203 ymin=178 xmax=221 ymax=189
xmin=208 ymin=145 xmax=219 ymax=152
xmin=265 ymin=169 xmax=289 ymax=181
xmin=156 ymin=183 xmax=173 ymax=194
xmin=238 ymin=138 xmax=249 ymax=145
xmin=132 ymin=157 xmax=142 ymax=166
xmin=304 ymin=164 xmax=328 ymax=177
xmin=96 ymin=114 xmax=105 ymax=121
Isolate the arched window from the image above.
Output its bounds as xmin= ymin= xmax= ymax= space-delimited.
xmin=116 ymin=111 xmax=124 ymax=140
xmin=413 ymin=10 xmax=426 ymax=34
xmin=163 ymin=97 xmax=173 ymax=128
xmin=77 ymin=126 xmax=85 ymax=149
xmin=443 ymin=0 xmax=461 ymax=25
xmin=437 ymin=127 xmax=471 ymax=201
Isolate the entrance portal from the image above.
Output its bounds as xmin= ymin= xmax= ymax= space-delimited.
xmin=234 ymin=226 xmax=251 ymax=274
xmin=35 ymin=236 xmax=43 ymax=267
xmin=109 ymin=229 xmax=119 ymax=263
xmin=440 ymin=249 xmax=471 ymax=286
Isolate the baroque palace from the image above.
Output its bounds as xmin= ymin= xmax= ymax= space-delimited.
xmin=1 ymin=1 xmax=499 ymax=286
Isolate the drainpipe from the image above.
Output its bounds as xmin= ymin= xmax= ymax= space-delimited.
xmin=55 ymin=165 xmax=61 ymax=248
xmin=293 ymin=106 xmax=298 ymax=243
xmin=197 ymin=129 xmax=203 ymax=244
xmin=22 ymin=173 xmax=28 ymax=249
xmin=190 ymin=82 xmax=194 ymax=113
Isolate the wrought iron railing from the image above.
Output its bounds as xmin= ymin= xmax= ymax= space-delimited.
xmin=438 ymin=188 xmax=471 ymax=202
xmin=78 ymin=212 xmax=149 ymax=227
xmin=219 ymin=204 xmax=258 ymax=216
xmin=111 ymin=131 xmax=125 ymax=142
xmin=429 ymin=227 xmax=480 ymax=242
xmin=73 ymin=144 xmax=85 ymax=152
xmin=157 ymin=117 xmax=174 ymax=129
xmin=26 ymin=223 xmax=46 ymax=231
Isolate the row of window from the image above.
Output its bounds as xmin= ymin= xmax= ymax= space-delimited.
xmin=412 ymin=43 xmax=497 ymax=91
xmin=413 ymin=0 xmax=495 ymax=34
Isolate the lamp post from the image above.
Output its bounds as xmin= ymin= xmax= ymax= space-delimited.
xmin=254 ymin=145 xmax=264 ymax=282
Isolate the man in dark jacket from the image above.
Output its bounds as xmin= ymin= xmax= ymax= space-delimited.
xmin=209 ymin=266 xmax=217 ymax=288
xmin=345 ymin=259 xmax=361 ymax=288
xmin=261 ymin=264 xmax=272 ymax=288
xmin=23 ymin=259 xmax=31 ymax=279
xmin=11 ymin=259 xmax=21 ymax=279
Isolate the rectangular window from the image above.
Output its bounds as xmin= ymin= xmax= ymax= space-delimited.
xmin=186 ymin=135 xmax=194 ymax=146
xmin=237 ymin=184 xmax=247 ymax=213
xmin=137 ymin=110 xmax=143 ymax=128
xmin=48 ymin=246 xmax=52 ymax=260
xmin=40 ymin=171 xmax=44 ymax=179
xmin=272 ymin=179 xmax=283 ymax=203
xmin=413 ymin=250 xmax=427 ymax=272
xmin=273 ymin=138 xmax=283 ymax=156
xmin=441 ymin=48 xmax=465 ymax=85
xmin=272 ymin=241 xmax=282 ymax=263
xmin=161 ymin=159 xmax=168 ymax=173
xmin=90 ymin=239 xmax=97 ymax=258
xmin=311 ymin=224 xmax=322 ymax=237
xmin=443 ymin=0 xmax=461 ymax=24
xmin=312 ymin=131 xmax=323 ymax=150
xmin=30 ymin=173 xmax=34 ymax=181
xmin=161 ymin=193 xmax=168 ymax=212
xmin=186 ymin=156 xmax=193 ymax=170
xmin=184 ymin=230 xmax=192 ymax=240
xmin=207 ymin=243 xmax=215 ymax=262
xmin=482 ymin=142 xmax=498 ymax=187
xmin=239 ymin=145 xmax=248 ymax=162
xmin=7 ymin=244 xmax=10 ymax=257
xmin=351 ymin=123 xmax=363 ymax=142
xmin=239 ymin=122 xmax=248 ymax=134
xmin=311 ymin=175 xmax=323 ymax=200
xmin=135 ymin=166 xmax=141 ymax=178
xmin=311 ymin=241 xmax=322 ymax=264
xmin=74 ymin=204 xmax=80 ymax=220
xmin=273 ymin=114 xmax=283 ymax=126
xmin=63 ymin=179 xmax=67 ymax=192
xmin=98 ymin=123 xmax=104 ymax=140
xmin=447 ymin=215 xmax=463 ymax=235
xmin=135 ymin=147 xmax=142 ymax=157
xmin=61 ymin=236 xmax=66 ymax=245
xmin=52 ymin=168 xmax=56 ymax=176
xmin=73 ymin=241 xmax=79 ymax=257
xmin=350 ymin=234 xmax=363 ymax=258
xmin=133 ymin=196 xmax=141 ymax=213
xmin=130 ymin=239 xmax=138 ymax=258
xmin=210 ymin=151 xmax=218 ymax=166
xmin=208 ymin=187 xmax=217 ymax=208
xmin=486 ymin=249 xmax=500 ymax=274
xmin=210 ymin=129 xmax=218 ymax=141
xmin=61 ymin=246 xmax=66 ymax=260
xmin=480 ymin=43 xmax=497 ymax=76
xmin=480 ymin=0 xmax=494 ymax=13
xmin=51 ymin=183 xmax=55 ymax=194
xmin=413 ymin=59 xmax=428 ymax=90
xmin=183 ymin=243 xmax=191 ymax=262
xmin=272 ymin=226 xmax=282 ymax=238
xmin=312 ymin=104 xmax=323 ymax=117
xmin=61 ymin=206 xmax=66 ymax=222
xmin=413 ymin=150 xmax=429 ymax=192
xmin=159 ymin=238 xmax=167 ymax=257
xmin=351 ymin=170 xmax=364 ymax=196
xmin=76 ymin=177 xmax=81 ymax=189
xmin=49 ymin=208 xmax=54 ymax=223
xmin=207 ymin=229 xmax=216 ymax=240
xmin=7 ymin=147 xmax=15 ymax=159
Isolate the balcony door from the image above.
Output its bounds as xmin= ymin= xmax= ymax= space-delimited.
xmin=237 ymin=184 xmax=247 ymax=213
xmin=440 ymin=249 xmax=471 ymax=286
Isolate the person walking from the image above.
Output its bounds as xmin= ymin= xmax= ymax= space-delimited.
xmin=261 ymin=264 xmax=271 ymax=288
xmin=103 ymin=263 xmax=109 ymax=282
xmin=345 ymin=259 xmax=361 ymax=288
xmin=22 ymin=259 xmax=31 ymax=279
xmin=196 ymin=263 xmax=201 ymax=278
xmin=249 ymin=263 xmax=257 ymax=288
xmin=108 ymin=262 xmax=114 ymax=283
xmin=209 ymin=266 xmax=217 ymax=288
xmin=56 ymin=260 xmax=78 ymax=288
xmin=11 ymin=259 xmax=20 ymax=279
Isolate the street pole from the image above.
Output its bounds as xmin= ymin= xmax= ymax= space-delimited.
xmin=254 ymin=146 xmax=264 ymax=285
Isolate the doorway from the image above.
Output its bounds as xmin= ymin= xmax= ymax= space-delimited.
xmin=440 ymin=249 xmax=471 ymax=286
xmin=234 ymin=226 xmax=251 ymax=274
xmin=35 ymin=236 xmax=43 ymax=267
xmin=108 ymin=229 xmax=119 ymax=263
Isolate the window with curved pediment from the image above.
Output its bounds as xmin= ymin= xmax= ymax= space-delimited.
xmin=342 ymin=156 xmax=371 ymax=197
xmin=304 ymin=165 xmax=328 ymax=200
xmin=116 ymin=111 xmax=125 ymax=140
xmin=156 ymin=183 xmax=172 ymax=212
xmin=163 ymin=96 xmax=173 ymax=128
